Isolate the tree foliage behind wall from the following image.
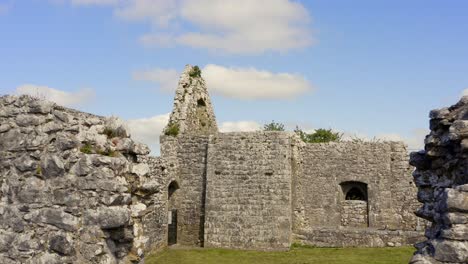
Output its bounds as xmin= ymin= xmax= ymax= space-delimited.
xmin=263 ymin=120 xmax=285 ymax=131
xmin=294 ymin=127 xmax=342 ymax=143
xmin=263 ymin=121 xmax=342 ymax=143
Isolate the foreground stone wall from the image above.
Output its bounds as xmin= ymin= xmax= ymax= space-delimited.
xmin=0 ymin=95 xmax=167 ymax=263
xmin=410 ymin=96 xmax=468 ymax=263
xmin=204 ymin=132 xmax=293 ymax=250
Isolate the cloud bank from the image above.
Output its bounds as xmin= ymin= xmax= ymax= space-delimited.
xmin=15 ymin=84 xmax=95 ymax=107
xmin=69 ymin=0 xmax=313 ymax=54
xmin=133 ymin=64 xmax=313 ymax=99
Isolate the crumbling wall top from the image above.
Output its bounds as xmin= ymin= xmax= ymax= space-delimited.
xmin=165 ymin=65 xmax=218 ymax=136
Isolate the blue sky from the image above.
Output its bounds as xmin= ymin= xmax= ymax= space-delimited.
xmin=1 ymin=0 xmax=467 ymax=153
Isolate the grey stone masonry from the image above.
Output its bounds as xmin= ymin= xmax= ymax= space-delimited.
xmin=0 ymin=95 xmax=167 ymax=264
xmin=204 ymin=132 xmax=293 ymax=250
xmin=410 ymin=96 xmax=468 ymax=264
xmin=341 ymin=200 xmax=368 ymax=228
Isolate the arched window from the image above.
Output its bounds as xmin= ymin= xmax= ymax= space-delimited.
xmin=168 ymin=181 xmax=179 ymax=200
xmin=340 ymin=181 xmax=368 ymax=201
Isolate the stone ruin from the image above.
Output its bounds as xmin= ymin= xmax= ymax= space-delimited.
xmin=410 ymin=97 xmax=468 ymax=263
xmin=0 ymin=64 xmax=463 ymax=263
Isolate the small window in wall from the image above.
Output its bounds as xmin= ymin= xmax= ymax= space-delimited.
xmin=340 ymin=181 xmax=369 ymax=227
xmin=340 ymin=181 xmax=368 ymax=201
xmin=197 ymin=98 xmax=206 ymax=107
xmin=346 ymin=187 xmax=366 ymax=200
xmin=168 ymin=181 xmax=179 ymax=200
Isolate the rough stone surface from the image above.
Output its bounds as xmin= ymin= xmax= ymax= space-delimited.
xmin=165 ymin=64 xmax=218 ymax=136
xmin=410 ymin=96 xmax=468 ymax=263
xmin=0 ymin=95 xmax=168 ymax=263
xmin=205 ymin=132 xmax=293 ymax=250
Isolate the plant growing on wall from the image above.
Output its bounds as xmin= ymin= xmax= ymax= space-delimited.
xmin=189 ymin=66 xmax=202 ymax=78
xmin=165 ymin=123 xmax=180 ymax=136
xmin=263 ymin=120 xmax=285 ymax=131
xmin=294 ymin=126 xmax=342 ymax=143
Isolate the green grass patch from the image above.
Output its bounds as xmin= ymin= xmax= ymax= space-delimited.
xmin=80 ymin=143 xmax=93 ymax=154
xmin=145 ymin=246 xmax=414 ymax=264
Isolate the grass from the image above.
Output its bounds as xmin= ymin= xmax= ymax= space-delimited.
xmin=80 ymin=143 xmax=93 ymax=154
xmin=145 ymin=246 xmax=414 ymax=264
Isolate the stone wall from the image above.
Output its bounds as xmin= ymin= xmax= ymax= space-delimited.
xmin=410 ymin=96 xmax=468 ymax=263
xmin=160 ymin=135 xmax=210 ymax=246
xmin=204 ymin=132 xmax=293 ymax=250
xmin=341 ymin=200 xmax=368 ymax=228
xmin=293 ymin=141 xmax=420 ymax=232
xmin=0 ymin=95 xmax=167 ymax=263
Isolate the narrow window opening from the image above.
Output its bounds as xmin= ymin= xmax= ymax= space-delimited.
xmin=197 ymin=98 xmax=206 ymax=107
xmin=168 ymin=181 xmax=179 ymax=246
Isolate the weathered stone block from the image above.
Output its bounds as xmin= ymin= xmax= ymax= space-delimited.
xmin=49 ymin=233 xmax=75 ymax=256
xmin=41 ymin=155 xmax=65 ymax=178
xmin=431 ymin=239 xmax=468 ymax=263
xmin=31 ymin=208 xmax=79 ymax=231
xmin=84 ymin=207 xmax=131 ymax=229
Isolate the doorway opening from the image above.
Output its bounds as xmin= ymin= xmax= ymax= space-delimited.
xmin=168 ymin=181 xmax=179 ymax=245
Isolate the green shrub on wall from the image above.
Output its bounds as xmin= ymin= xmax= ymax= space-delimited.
xmin=189 ymin=66 xmax=202 ymax=78
xmin=263 ymin=120 xmax=285 ymax=131
xmin=165 ymin=123 xmax=180 ymax=137
xmin=295 ymin=127 xmax=342 ymax=143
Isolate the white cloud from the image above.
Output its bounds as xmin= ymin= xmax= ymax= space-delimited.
xmin=133 ymin=68 xmax=179 ymax=92
xmin=68 ymin=0 xmax=313 ymax=54
xmin=132 ymin=64 xmax=313 ymax=99
xmin=15 ymin=84 xmax=95 ymax=107
xmin=115 ymin=0 xmax=178 ymax=27
xmin=174 ymin=0 xmax=312 ymax=54
xmin=127 ymin=113 xmax=169 ymax=155
xmin=203 ymin=64 xmax=312 ymax=99
xmin=219 ymin=121 xmax=261 ymax=132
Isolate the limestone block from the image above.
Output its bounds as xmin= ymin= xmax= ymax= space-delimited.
xmin=14 ymin=154 xmax=37 ymax=172
xmin=429 ymin=108 xmax=450 ymax=119
xmin=41 ymin=155 xmax=65 ymax=178
xmin=131 ymin=163 xmax=150 ymax=177
xmin=71 ymin=155 xmax=93 ymax=176
xmin=441 ymin=224 xmax=468 ymax=240
xmin=16 ymin=114 xmax=45 ymax=127
xmin=29 ymin=100 xmax=53 ymax=114
xmin=84 ymin=207 xmax=131 ymax=229
xmin=30 ymin=208 xmax=79 ymax=231
xmin=49 ymin=233 xmax=75 ymax=256
xmin=445 ymin=188 xmax=468 ymax=212
xmin=431 ymin=239 xmax=468 ymax=263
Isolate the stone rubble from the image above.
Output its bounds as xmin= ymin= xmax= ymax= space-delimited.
xmin=410 ymin=96 xmax=468 ymax=263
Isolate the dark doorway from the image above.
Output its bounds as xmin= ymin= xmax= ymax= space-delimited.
xmin=168 ymin=209 xmax=178 ymax=245
xmin=168 ymin=181 xmax=179 ymax=246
